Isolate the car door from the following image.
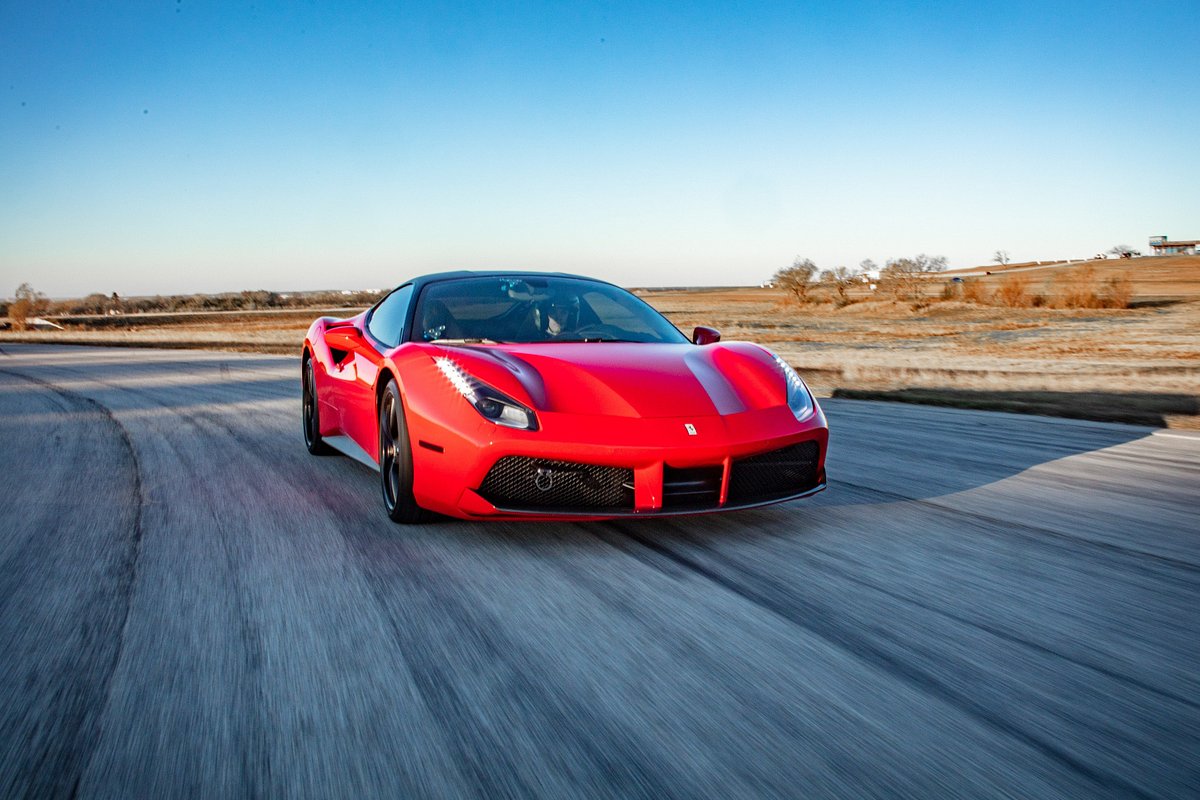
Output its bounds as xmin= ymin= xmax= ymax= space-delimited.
xmin=342 ymin=284 xmax=414 ymax=456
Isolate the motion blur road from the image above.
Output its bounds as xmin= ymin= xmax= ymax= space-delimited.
xmin=1 ymin=344 xmax=1197 ymax=799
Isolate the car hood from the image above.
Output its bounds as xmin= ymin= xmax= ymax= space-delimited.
xmin=438 ymin=341 xmax=788 ymax=419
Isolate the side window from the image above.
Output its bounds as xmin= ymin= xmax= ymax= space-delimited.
xmin=366 ymin=285 xmax=414 ymax=348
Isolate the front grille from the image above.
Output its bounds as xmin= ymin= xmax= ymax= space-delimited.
xmin=727 ymin=441 xmax=821 ymax=505
xmin=662 ymin=464 xmax=723 ymax=510
xmin=479 ymin=457 xmax=634 ymax=511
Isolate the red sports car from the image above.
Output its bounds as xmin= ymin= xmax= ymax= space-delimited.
xmin=302 ymin=272 xmax=828 ymax=522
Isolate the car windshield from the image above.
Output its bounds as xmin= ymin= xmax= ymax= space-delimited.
xmin=412 ymin=276 xmax=689 ymax=344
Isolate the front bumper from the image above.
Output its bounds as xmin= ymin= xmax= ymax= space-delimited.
xmin=407 ymin=400 xmax=829 ymax=520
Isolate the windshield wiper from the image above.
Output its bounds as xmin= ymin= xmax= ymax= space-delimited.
xmin=556 ymin=337 xmax=639 ymax=343
xmin=430 ymin=338 xmax=504 ymax=345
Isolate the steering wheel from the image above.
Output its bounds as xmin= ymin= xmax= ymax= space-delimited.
xmin=568 ymin=323 xmax=625 ymax=341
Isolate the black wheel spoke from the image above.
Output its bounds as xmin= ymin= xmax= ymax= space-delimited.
xmin=378 ymin=379 xmax=424 ymax=523
xmin=386 ymin=398 xmax=399 ymax=440
xmin=302 ymin=368 xmax=314 ymax=442
xmin=302 ymin=356 xmax=333 ymax=456
xmin=388 ymin=462 xmax=400 ymax=500
xmin=381 ymin=399 xmax=398 ymax=508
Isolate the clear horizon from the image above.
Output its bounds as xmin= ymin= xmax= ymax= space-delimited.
xmin=3 ymin=1 xmax=1197 ymax=298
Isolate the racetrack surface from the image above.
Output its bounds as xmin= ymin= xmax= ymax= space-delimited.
xmin=0 ymin=343 xmax=1197 ymax=799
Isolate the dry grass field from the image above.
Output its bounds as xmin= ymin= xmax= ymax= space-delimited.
xmin=945 ymin=255 xmax=1200 ymax=299
xmin=653 ymin=256 xmax=1200 ymax=426
xmin=4 ymin=256 xmax=1198 ymax=426
xmin=0 ymin=308 xmax=356 ymax=354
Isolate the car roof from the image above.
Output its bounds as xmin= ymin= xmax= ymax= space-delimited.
xmin=399 ymin=270 xmax=615 ymax=294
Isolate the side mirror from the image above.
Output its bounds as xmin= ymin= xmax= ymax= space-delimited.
xmin=692 ymin=326 xmax=721 ymax=345
xmin=324 ymin=325 xmax=364 ymax=352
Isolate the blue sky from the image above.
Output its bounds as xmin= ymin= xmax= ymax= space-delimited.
xmin=2 ymin=0 xmax=1197 ymax=296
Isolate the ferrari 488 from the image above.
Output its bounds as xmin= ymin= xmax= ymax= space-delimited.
xmin=302 ymin=272 xmax=828 ymax=522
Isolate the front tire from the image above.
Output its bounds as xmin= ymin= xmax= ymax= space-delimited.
xmin=302 ymin=356 xmax=333 ymax=455
xmin=379 ymin=379 xmax=426 ymax=523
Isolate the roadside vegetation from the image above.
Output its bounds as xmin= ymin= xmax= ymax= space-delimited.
xmin=665 ymin=254 xmax=1200 ymax=428
xmin=775 ymin=254 xmax=1136 ymax=310
xmin=2 ymin=287 xmax=386 ymax=320
xmin=950 ymin=266 xmax=1134 ymax=310
xmin=2 ymin=283 xmax=50 ymax=330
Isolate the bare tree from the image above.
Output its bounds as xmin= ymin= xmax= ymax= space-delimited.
xmin=75 ymin=293 xmax=109 ymax=314
xmin=818 ymin=265 xmax=864 ymax=306
xmin=993 ymin=250 xmax=1010 ymax=267
xmin=879 ymin=254 xmax=947 ymax=299
xmin=1108 ymin=244 xmax=1140 ymax=258
xmin=9 ymin=283 xmax=47 ymax=331
xmin=772 ymin=257 xmax=818 ymax=302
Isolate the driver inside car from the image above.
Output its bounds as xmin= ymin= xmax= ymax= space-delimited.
xmin=542 ymin=293 xmax=579 ymax=337
xmin=523 ymin=291 xmax=581 ymax=339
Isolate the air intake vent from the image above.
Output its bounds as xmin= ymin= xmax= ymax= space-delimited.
xmin=727 ymin=441 xmax=820 ymax=505
xmin=479 ymin=457 xmax=634 ymax=511
xmin=662 ymin=464 xmax=723 ymax=510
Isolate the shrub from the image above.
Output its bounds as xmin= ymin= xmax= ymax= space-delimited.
xmin=961 ymin=279 xmax=990 ymax=304
xmin=8 ymin=283 xmax=47 ymax=330
xmin=818 ymin=266 xmax=863 ymax=307
xmin=1100 ymin=272 xmax=1133 ymax=309
xmin=1055 ymin=265 xmax=1101 ymax=309
xmin=996 ymin=274 xmax=1030 ymax=307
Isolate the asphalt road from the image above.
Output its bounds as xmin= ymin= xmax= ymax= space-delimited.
xmin=1 ymin=343 xmax=1197 ymax=799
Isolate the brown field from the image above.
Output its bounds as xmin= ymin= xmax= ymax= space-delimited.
xmin=653 ymin=256 xmax=1200 ymax=426
xmin=942 ymin=254 xmax=1200 ymax=300
xmin=4 ymin=256 xmax=1198 ymax=427
xmin=0 ymin=308 xmax=359 ymax=354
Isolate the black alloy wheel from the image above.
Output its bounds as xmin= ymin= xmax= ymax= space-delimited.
xmin=379 ymin=379 xmax=426 ymax=523
xmin=302 ymin=356 xmax=333 ymax=455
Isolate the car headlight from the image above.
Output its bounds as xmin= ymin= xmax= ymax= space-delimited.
xmin=434 ymin=356 xmax=539 ymax=431
xmin=771 ymin=353 xmax=816 ymax=422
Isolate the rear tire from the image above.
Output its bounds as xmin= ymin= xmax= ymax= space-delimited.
xmin=379 ymin=379 xmax=426 ymax=523
xmin=302 ymin=356 xmax=334 ymax=455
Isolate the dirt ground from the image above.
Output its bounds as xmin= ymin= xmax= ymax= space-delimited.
xmin=942 ymin=254 xmax=1200 ymax=299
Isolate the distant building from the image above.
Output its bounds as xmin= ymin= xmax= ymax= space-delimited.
xmin=1149 ymin=235 xmax=1198 ymax=255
